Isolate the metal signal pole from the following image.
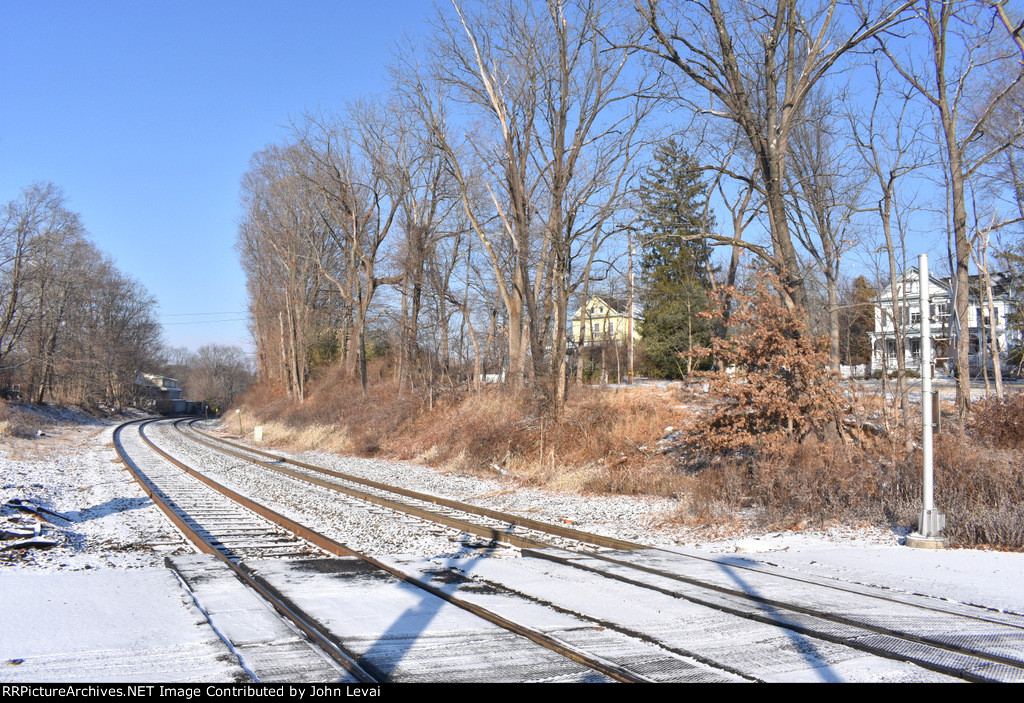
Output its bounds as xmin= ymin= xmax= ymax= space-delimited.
xmin=907 ymin=254 xmax=947 ymax=549
xmin=627 ymin=230 xmax=635 ymax=385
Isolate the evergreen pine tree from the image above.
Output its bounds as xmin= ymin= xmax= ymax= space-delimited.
xmin=839 ymin=276 xmax=875 ymax=367
xmin=636 ymin=139 xmax=715 ymax=378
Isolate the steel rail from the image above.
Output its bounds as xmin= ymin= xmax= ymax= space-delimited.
xmin=122 ymin=419 xmax=653 ymax=683
xmin=176 ymin=422 xmax=567 ymax=552
xmin=182 ymin=421 xmax=1024 ymax=627
xmin=114 ymin=419 xmax=382 ymax=683
xmin=524 ymin=548 xmax=1024 ymax=683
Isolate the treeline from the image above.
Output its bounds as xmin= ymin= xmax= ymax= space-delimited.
xmin=163 ymin=344 xmax=255 ymax=414
xmin=0 ymin=183 xmax=162 ymax=407
xmin=237 ymin=0 xmax=1024 ymax=421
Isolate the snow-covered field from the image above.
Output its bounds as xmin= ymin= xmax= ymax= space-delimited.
xmin=1 ymin=407 xmax=1022 ymax=682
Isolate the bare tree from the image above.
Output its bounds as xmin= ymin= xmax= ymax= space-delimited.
xmin=237 ymin=145 xmax=334 ymax=400
xmin=292 ymin=112 xmax=402 ymax=393
xmin=171 ymin=344 xmax=255 ymax=411
xmin=787 ymin=86 xmax=866 ymax=371
xmin=89 ymin=264 xmax=163 ymax=406
xmin=635 ymin=0 xmax=912 ymax=314
xmin=850 ymin=59 xmax=925 ymax=440
xmin=410 ymin=0 xmax=548 ymax=392
xmin=0 ymin=183 xmax=74 ymax=374
xmin=991 ymin=0 xmax=1024 ymax=57
xmin=345 ymin=95 xmax=465 ymax=390
xmin=1 ymin=183 xmax=165 ymax=407
xmin=534 ymin=0 xmax=652 ymax=409
xmin=688 ymin=121 xmax=764 ymax=349
xmin=396 ymin=0 xmax=649 ymax=413
xmin=22 ymin=227 xmax=97 ymax=403
xmin=878 ymin=0 xmax=1024 ymax=418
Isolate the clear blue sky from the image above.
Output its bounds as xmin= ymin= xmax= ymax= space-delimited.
xmin=1 ymin=0 xmax=435 ymax=353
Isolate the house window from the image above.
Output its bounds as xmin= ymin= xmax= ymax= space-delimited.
xmin=982 ymin=307 xmax=998 ymax=328
xmin=909 ymin=339 xmax=921 ymax=360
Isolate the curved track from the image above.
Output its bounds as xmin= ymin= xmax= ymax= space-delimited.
xmin=119 ymin=418 xmax=1024 ymax=683
xmin=115 ymin=419 xmax=693 ymax=683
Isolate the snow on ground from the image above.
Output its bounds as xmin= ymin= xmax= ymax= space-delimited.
xmin=0 ymin=408 xmax=246 ymax=681
xmin=0 ymin=407 xmax=1021 ymax=682
xmin=1 ymin=569 xmax=247 ymax=682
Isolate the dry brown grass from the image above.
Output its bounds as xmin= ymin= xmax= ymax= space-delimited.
xmin=249 ymin=420 xmax=354 ymax=454
xmin=680 ymin=439 xmax=894 ymax=525
xmin=0 ymin=400 xmax=35 ymax=440
xmin=236 ymin=371 xmax=689 ymax=497
xmin=971 ymin=392 xmax=1024 ymax=450
xmin=672 ymin=428 xmax=1024 ymax=550
xmin=930 ymin=432 xmax=1024 ymax=549
xmin=398 ymin=384 xmax=690 ymax=497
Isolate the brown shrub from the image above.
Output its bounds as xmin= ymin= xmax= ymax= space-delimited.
xmin=676 ymin=429 xmax=1024 ymax=550
xmin=971 ymin=392 xmax=1024 ymax=450
xmin=682 ymin=279 xmax=848 ymax=452
xmin=680 ymin=439 xmax=890 ymax=528
xmin=234 ymin=362 xmax=1024 ymax=549
xmin=0 ymin=400 xmax=35 ymax=439
xmin=930 ymin=431 xmax=1024 ymax=549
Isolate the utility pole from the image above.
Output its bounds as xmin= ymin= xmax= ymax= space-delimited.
xmin=907 ymin=254 xmax=948 ymax=549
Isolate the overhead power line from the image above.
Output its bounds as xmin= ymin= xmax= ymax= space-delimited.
xmin=162 ymin=311 xmax=246 ymax=317
xmin=162 ymin=318 xmax=248 ymax=326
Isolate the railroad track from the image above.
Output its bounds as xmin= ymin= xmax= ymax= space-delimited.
xmin=175 ymin=419 xmax=641 ymax=554
xmin=122 ymin=418 xmax=1024 ymax=683
xmin=116 ymin=418 xmax=738 ymax=683
xmin=114 ymin=420 xmax=379 ymax=682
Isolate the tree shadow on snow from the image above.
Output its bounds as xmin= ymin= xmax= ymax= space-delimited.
xmin=714 ymin=558 xmax=844 ymax=682
xmin=60 ymin=496 xmax=153 ymax=523
xmin=354 ymin=531 xmax=605 ymax=683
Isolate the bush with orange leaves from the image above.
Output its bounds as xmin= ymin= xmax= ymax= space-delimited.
xmin=682 ymin=279 xmax=847 ymax=452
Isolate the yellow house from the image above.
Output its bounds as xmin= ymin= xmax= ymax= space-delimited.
xmin=571 ymin=295 xmax=642 ymax=347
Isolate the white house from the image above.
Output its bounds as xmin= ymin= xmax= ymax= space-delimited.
xmin=135 ymin=373 xmax=185 ymax=413
xmin=870 ymin=268 xmax=1021 ymax=375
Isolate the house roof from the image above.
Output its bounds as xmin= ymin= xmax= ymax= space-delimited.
xmin=572 ymin=294 xmax=643 ymax=320
xmin=136 ymin=373 xmax=182 ymax=392
xmin=874 ymin=268 xmax=1019 ymax=302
